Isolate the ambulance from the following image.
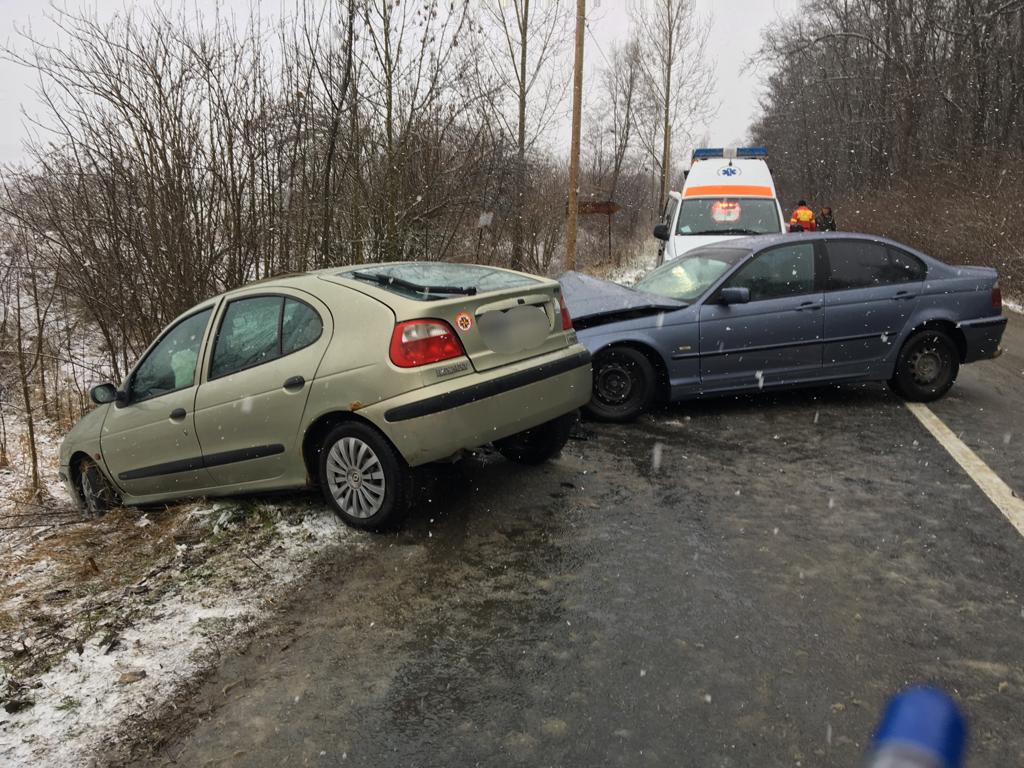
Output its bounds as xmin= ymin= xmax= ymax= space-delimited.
xmin=653 ymin=146 xmax=787 ymax=264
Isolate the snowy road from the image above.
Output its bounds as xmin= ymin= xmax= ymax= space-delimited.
xmin=128 ymin=314 xmax=1024 ymax=768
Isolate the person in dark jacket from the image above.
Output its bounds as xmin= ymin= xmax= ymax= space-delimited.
xmin=818 ymin=206 xmax=837 ymax=231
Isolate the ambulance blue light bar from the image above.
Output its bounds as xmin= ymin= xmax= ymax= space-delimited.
xmin=691 ymin=147 xmax=769 ymax=161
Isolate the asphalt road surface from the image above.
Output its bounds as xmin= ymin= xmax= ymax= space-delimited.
xmin=133 ymin=313 xmax=1024 ymax=768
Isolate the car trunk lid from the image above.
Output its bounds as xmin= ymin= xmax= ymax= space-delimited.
xmin=327 ymin=263 xmax=573 ymax=373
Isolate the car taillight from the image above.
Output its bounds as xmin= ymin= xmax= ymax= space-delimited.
xmin=992 ymin=281 xmax=1002 ymax=310
xmin=557 ymin=296 xmax=573 ymax=330
xmin=389 ymin=319 xmax=465 ymax=368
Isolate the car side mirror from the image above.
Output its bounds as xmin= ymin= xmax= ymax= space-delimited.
xmin=653 ymin=223 xmax=670 ymax=241
xmin=90 ymin=383 xmax=123 ymax=405
xmin=719 ymin=287 xmax=750 ymax=305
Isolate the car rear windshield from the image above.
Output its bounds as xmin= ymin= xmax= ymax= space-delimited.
xmin=676 ymin=197 xmax=782 ymax=235
xmin=635 ymin=247 xmax=750 ymax=302
xmin=342 ymin=262 xmax=540 ymax=301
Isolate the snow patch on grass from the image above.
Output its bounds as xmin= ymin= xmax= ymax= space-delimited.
xmin=0 ymin=502 xmax=361 ymax=766
xmin=0 ymin=414 xmax=364 ymax=767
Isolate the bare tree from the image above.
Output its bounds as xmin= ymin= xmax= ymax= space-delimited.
xmin=632 ymin=0 xmax=716 ymax=208
xmin=603 ymin=38 xmax=643 ymax=203
xmin=752 ymin=0 xmax=1024 ymax=198
xmin=480 ymin=0 xmax=569 ymax=270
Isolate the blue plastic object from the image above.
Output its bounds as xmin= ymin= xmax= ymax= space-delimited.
xmin=691 ymin=146 xmax=769 ymax=161
xmin=868 ymin=687 xmax=966 ymax=768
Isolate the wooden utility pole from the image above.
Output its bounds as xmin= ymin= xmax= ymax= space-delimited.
xmin=565 ymin=0 xmax=585 ymax=271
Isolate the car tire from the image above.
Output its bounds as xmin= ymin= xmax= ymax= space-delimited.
xmin=495 ymin=410 xmax=579 ymax=465
xmin=319 ymin=422 xmax=410 ymax=531
xmin=585 ymin=347 xmax=657 ymax=422
xmin=888 ymin=328 xmax=960 ymax=402
xmin=76 ymin=457 xmax=119 ymax=515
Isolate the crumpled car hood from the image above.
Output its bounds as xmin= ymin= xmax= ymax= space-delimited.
xmin=558 ymin=271 xmax=685 ymax=324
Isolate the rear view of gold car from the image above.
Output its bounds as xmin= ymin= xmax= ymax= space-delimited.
xmin=59 ymin=263 xmax=592 ymax=530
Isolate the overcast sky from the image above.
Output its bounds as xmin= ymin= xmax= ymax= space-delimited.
xmin=0 ymin=0 xmax=801 ymax=165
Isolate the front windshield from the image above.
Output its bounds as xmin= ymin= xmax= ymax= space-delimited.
xmin=634 ymin=247 xmax=749 ymax=302
xmin=676 ymin=197 xmax=782 ymax=235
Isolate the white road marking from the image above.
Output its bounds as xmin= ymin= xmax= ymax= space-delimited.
xmin=906 ymin=402 xmax=1024 ymax=537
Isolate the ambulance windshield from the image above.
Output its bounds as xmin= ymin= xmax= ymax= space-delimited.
xmin=676 ymin=197 xmax=782 ymax=236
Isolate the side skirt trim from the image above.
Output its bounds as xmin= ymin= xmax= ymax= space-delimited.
xmin=117 ymin=444 xmax=285 ymax=481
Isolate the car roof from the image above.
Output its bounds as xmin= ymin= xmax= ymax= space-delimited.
xmin=211 ymin=262 xmax=560 ymax=320
xmin=217 ymin=261 xmax=554 ymax=296
xmin=702 ymin=231 xmax=933 ymax=258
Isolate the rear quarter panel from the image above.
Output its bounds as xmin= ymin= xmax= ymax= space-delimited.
xmin=889 ymin=263 xmax=1000 ymax=369
xmin=301 ymin=283 xmax=415 ymax=423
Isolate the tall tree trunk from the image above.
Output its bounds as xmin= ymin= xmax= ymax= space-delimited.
xmin=511 ymin=0 xmax=530 ymax=272
xmin=319 ymin=0 xmax=357 ymax=263
xmin=29 ymin=269 xmax=49 ymax=419
xmin=15 ymin=284 xmax=40 ymax=492
xmin=659 ymin=9 xmax=673 ymax=207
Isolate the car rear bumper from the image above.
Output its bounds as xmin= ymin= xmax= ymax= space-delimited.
xmin=959 ymin=316 xmax=1007 ymax=363
xmin=365 ymin=346 xmax=592 ymax=466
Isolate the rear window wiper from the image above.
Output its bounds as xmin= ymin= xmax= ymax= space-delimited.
xmin=350 ymin=270 xmax=477 ymax=296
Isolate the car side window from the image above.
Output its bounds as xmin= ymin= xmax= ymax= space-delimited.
xmin=211 ymin=296 xmax=284 ymax=379
xmin=826 ymin=240 xmax=926 ymax=290
xmin=886 ymin=247 xmax=927 ymax=283
xmin=210 ymin=296 xmax=324 ymax=379
xmin=282 ymin=298 xmax=323 ymax=355
xmin=723 ymin=242 xmax=815 ymax=302
xmin=131 ymin=308 xmax=212 ymax=402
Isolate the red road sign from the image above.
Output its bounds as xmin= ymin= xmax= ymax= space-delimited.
xmin=577 ymin=200 xmax=621 ymax=216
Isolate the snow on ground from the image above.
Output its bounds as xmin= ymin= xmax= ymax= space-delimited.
xmin=588 ymin=240 xmax=659 ymax=286
xmin=0 ymin=415 xmax=363 ymax=767
xmin=1005 ymin=296 xmax=1022 ymax=315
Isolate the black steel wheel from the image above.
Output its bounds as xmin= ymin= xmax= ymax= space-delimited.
xmin=889 ymin=328 xmax=959 ymax=402
xmin=585 ymin=347 xmax=657 ymax=422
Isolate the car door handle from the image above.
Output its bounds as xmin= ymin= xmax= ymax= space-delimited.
xmin=169 ymin=408 xmax=187 ymax=421
xmin=892 ymin=291 xmax=915 ymax=301
xmin=795 ymin=301 xmax=822 ymax=311
xmin=283 ymin=376 xmax=306 ymax=391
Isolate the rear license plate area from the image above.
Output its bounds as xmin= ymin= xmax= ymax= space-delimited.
xmin=478 ymin=304 xmax=550 ymax=354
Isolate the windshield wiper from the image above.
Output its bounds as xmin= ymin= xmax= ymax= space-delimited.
xmin=685 ymin=228 xmax=761 ymax=236
xmin=350 ymin=270 xmax=477 ymax=296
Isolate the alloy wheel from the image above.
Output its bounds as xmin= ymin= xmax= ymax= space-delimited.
xmin=325 ymin=436 xmax=387 ymax=519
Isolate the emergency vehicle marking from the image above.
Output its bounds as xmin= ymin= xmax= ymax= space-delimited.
xmin=711 ymin=200 xmax=742 ymax=223
xmin=455 ymin=311 xmax=473 ymax=332
xmin=718 ymin=166 xmax=741 ymax=177
xmin=683 ymin=184 xmax=773 ymax=198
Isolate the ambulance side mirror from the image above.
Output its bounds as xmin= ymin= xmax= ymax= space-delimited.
xmin=653 ymin=223 xmax=670 ymax=241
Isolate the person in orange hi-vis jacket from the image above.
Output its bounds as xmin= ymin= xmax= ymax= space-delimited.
xmin=789 ymin=199 xmax=817 ymax=231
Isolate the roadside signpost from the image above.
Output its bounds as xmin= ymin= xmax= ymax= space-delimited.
xmin=576 ymin=199 xmax=621 ymax=263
